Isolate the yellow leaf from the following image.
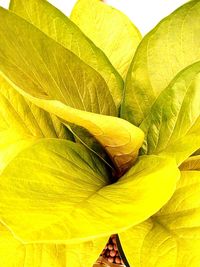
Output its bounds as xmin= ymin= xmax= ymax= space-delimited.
xmin=10 ymin=0 xmax=123 ymax=108
xmin=71 ymin=0 xmax=142 ymax=79
xmin=0 ymin=75 xmax=71 ymax=173
xmin=122 ymin=0 xmax=200 ymax=125
xmin=120 ymin=170 xmax=200 ymax=267
xmin=0 ymin=139 xmax=179 ymax=243
xmin=0 ymin=222 xmax=108 ymax=267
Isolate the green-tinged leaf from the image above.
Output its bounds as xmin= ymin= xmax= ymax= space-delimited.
xmin=66 ymin=124 xmax=112 ymax=171
xmin=9 ymin=0 xmax=112 ymax=167
xmin=0 ymin=7 xmax=143 ymax=174
xmin=0 ymin=139 xmax=179 ymax=243
xmin=70 ymin=0 xmax=142 ymax=79
xmin=160 ymin=134 xmax=200 ymax=167
xmin=180 ymin=155 xmax=200 ymax=170
xmin=9 ymin=0 xmax=123 ymax=108
xmin=120 ymin=171 xmax=200 ymax=267
xmin=0 ymin=76 xmax=70 ymax=139
xmin=0 ymin=222 xmax=108 ymax=267
xmin=0 ymin=76 xmax=71 ymax=173
xmin=0 ymin=7 xmax=117 ymax=116
xmin=121 ymin=0 xmax=200 ymax=125
xmin=2 ymin=79 xmax=144 ymax=175
xmin=140 ymin=62 xmax=200 ymax=165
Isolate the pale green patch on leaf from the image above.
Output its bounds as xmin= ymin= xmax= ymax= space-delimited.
xmin=0 ymin=7 xmax=117 ymax=116
xmin=121 ymin=0 xmax=200 ymax=125
xmin=9 ymin=0 xmax=123 ymax=109
xmin=140 ymin=62 xmax=200 ymax=165
xmin=0 ymin=75 xmax=71 ymax=173
xmin=180 ymin=155 xmax=200 ymax=170
xmin=120 ymin=171 xmax=200 ymax=267
xmin=0 ymin=222 xmax=108 ymax=267
xmin=70 ymin=0 xmax=142 ymax=79
xmin=0 ymin=139 xmax=179 ymax=243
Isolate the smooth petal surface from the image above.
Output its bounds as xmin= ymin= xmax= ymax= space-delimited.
xmin=70 ymin=0 xmax=142 ymax=79
xmin=0 ymin=7 xmax=116 ymax=116
xmin=0 ymin=139 xmax=179 ymax=243
xmin=9 ymin=0 xmax=123 ymax=109
xmin=0 ymin=76 xmax=71 ymax=173
xmin=121 ymin=0 xmax=200 ymax=125
xmin=0 ymin=222 xmax=108 ymax=267
xmin=140 ymin=62 xmax=200 ymax=165
xmin=120 ymin=171 xmax=200 ymax=267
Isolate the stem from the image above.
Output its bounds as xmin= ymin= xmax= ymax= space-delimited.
xmin=116 ymin=235 xmax=130 ymax=267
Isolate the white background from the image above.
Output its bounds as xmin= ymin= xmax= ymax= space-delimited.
xmin=0 ymin=0 xmax=187 ymax=34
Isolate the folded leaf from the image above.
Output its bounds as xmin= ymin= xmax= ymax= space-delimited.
xmin=0 ymin=76 xmax=71 ymax=173
xmin=0 ymin=7 xmax=117 ymax=116
xmin=120 ymin=170 xmax=200 ymax=267
xmin=140 ymin=62 xmax=200 ymax=165
xmin=10 ymin=0 xmax=112 ymax=161
xmin=9 ymin=0 xmax=123 ymax=109
xmin=70 ymin=0 xmax=142 ymax=79
xmin=180 ymin=155 xmax=200 ymax=170
xmin=0 ymin=139 xmax=179 ymax=243
xmin=0 ymin=222 xmax=108 ymax=267
xmin=121 ymin=0 xmax=200 ymax=125
xmin=0 ymin=8 xmax=131 ymax=169
xmin=0 ymin=6 xmax=144 ymax=174
xmin=3 ymin=80 xmax=144 ymax=175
